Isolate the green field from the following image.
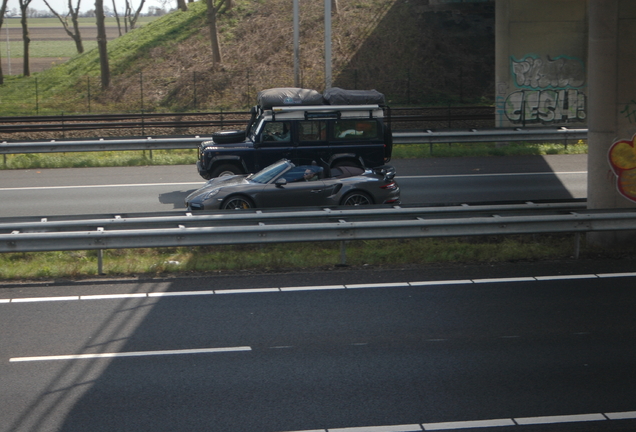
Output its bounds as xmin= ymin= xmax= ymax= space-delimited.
xmin=1 ymin=16 xmax=159 ymax=58
xmin=2 ymin=16 xmax=159 ymax=28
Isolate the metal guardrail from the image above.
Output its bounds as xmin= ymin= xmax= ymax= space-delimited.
xmin=392 ymin=127 xmax=588 ymax=144
xmin=0 ymin=128 xmax=588 ymax=155
xmin=2 ymin=202 xmax=635 ymax=256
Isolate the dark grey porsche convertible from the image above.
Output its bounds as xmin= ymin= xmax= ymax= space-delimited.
xmin=185 ymin=159 xmax=400 ymax=210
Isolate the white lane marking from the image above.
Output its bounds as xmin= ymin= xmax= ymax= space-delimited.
xmin=606 ymin=411 xmax=636 ymax=420
xmin=215 ymin=287 xmax=280 ymax=294
xmin=148 ymin=290 xmax=215 ymax=297
xmin=472 ymin=277 xmax=535 ymax=284
xmin=280 ymin=285 xmax=345 ymax=292
xmin=535 ymin=274 xmax=598 ymax=281
xmin=11 ymin=296 xmax=80 ymax=302
xmin=330 ymin=425 xmax=422 ymax=432
xmin=1 ymin=271 xmax=634 ymax=304
xmin=410 ymin=280 xmax=473 ymax=286
xmin=397 ymin=171 xmax=586 ymax=180
xmin=276 ymin=410 xmax=636 ymax=432
xmin=80 ymin=293 xmax=147 ymax=300
xmin=0 ymin=182 xmax=203 ymax=192
xmin=10 ymin=346 xmax=251 ymax=362
xmin=598 ymin=272 xmax=636 ymax=278
xmin=345 ymin=282 xmax=410 ymax=289
xmin=514 ymin=413 xmax=606 ymax=425
xmin=422 ymin=418 xmax=515 ymax=430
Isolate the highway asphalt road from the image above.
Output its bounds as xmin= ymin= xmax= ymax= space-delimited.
xmin=0 ymin=154 xmax=587 ymax=218
xmin=2 ymin=260 xmax=636 ymax=432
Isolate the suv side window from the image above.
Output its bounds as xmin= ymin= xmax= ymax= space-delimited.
xmin=334 ymin=120 xmax=378 ymax=140
xmin=298 ymin=121 xmax=327 ymax=142
xmin=261 ymin=121 xmax=291 ymax=143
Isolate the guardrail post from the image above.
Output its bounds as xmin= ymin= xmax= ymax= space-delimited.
xmin=339 ymin=240 xmax=348 ymax=266
xmin=98 ymin=249 xmax=104 ymax=274
xmin=574 ymin=233 xmax=580 ymax=259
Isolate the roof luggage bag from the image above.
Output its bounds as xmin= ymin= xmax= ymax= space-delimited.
xmin=257 ymin=88 xmax=324 ymax=109
xmin=323 ymin=87 xmax=386 ymax=105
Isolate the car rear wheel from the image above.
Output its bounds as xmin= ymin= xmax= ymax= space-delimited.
xmin=341 ymin=191 xmax=373 ymax=206
xmin=222 ymin=195 xmax=254 ymax=210
xmin=211 ymin=163 xmax=243 ymax=178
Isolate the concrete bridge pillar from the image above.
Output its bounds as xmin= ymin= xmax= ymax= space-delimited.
xmin=587 ymin=0 xmax=636 ymax=246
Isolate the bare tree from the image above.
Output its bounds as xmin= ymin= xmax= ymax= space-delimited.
xmin=205 ymin=0 xmax=232 ymax=64
xmin=95 ymin=0 xmax=110 ymax=89
xmin=0 ymin=0 xmax=9 ymax=84
xmin=18 ymin=0 xmax=32 ymax=76
xmin=112 ymin=0 xmax=123 ymax=36
xmin=332 ymin=0 xmax=338 ymax=15
xmin=125 ymin=0 xmax=145 ymax=31
xmin=43 ymin=0 xmax=84 ymax=54
xmin=112 ymin=0 xmax=145 ymax=35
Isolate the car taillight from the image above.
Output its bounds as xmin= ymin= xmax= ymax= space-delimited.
xmin=380 ymin=181 xmax=397 ymax=190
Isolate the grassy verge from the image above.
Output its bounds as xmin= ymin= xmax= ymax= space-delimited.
xmin=2 ymin=234 xmax=627 ymax=281
xmin=0 ymin=141 xmax=588 ymax=170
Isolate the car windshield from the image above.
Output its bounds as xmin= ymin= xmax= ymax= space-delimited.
xmin=248 ymin=160 xmax=292 ymax=184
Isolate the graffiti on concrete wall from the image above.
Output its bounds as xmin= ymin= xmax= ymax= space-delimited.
xmin=608 ymin=134 xmax=636 ymax=203
xmin=511 ymin=56 xmax=585 ymax=89
xmin=504 ymin=55 xmax=587 ymax=125
xmin=620 ymin=100 xmax=636 ymax=124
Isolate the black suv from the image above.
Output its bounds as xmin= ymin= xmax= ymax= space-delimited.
xmin=196 ymin=87 xmax=393 ymax=179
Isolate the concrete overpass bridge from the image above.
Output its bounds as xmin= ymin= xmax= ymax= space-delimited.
xmin=495 ymin=0 xmax=635 ymax=245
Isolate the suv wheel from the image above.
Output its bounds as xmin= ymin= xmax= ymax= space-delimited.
xmin=211 ymin=163 xmax=243 ymax=178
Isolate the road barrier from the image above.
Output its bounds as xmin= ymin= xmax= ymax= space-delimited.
xmin=0 ymin=128 xmax=587 ymax=156
xmin=1 ymin=201 xmax=634 ymax=270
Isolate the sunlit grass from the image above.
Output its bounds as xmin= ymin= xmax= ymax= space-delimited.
xmin=392 ymin=140 xmax=588 ymax=158
xmin=0 ymin=235 xmax=616 ymax=281
xmin=1 ymin=149 xmax=197 ymax=169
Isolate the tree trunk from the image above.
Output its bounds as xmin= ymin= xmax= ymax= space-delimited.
xmin=95 ymin=0 xmax=110 ymax=89
xmin=206 ymin=0 xmax=222 ymax=64
xmin=0 ymin=0 xmax=8 ymax=84
xmin=19 ymin=1 xmax=31 ymax=77
xmin=332 ymin=0 xmax=338 ymax=15
xmin=20 ymin=15 xmax=30 ymax=76
xmin=177 ymin=0 xmax=187 ymax=12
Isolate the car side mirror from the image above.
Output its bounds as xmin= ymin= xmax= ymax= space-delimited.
xmin=275 ymin=178 xmax=287 ymax=187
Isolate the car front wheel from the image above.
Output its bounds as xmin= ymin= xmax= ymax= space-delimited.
xmin=222 ymin=196 xmax=254 ymax=210
xmin=341 ymin=191 xmax=373 ymax=206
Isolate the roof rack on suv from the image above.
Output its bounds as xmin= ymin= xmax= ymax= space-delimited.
xmin=270 ymin=104 xmax=384 ymax=121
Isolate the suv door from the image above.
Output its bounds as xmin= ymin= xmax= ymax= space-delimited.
xmin=254 ymin=121 xmax=294 ymax=170
xmin=330 ymin=119 xmax=386 ymax=168
xmin=294 ymin=120 xmax=329 ymax=166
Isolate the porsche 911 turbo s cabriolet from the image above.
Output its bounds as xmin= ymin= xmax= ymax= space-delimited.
xmin=185 ymin=159 xmax=400 ymax=210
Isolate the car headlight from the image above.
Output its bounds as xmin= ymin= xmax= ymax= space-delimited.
xmin=203 ymin=189 xmax=221 ymax=200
